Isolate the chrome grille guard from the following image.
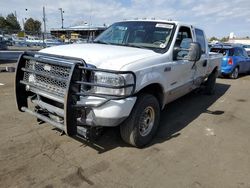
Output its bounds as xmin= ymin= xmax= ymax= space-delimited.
xmin=15 ymin=51 xmax=136 ymax=137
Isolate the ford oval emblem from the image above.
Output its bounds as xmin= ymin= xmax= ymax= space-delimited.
xmin=44 ymin=64 xmax=51 ymax=71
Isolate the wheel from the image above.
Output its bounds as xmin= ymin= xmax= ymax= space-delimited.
xmin=204 ymin=70 xmax=217 ymax=95
xmin=120 ymin=94 xmax=160 ymax=148
xmin=230 ymin=67 xmax=239 ymax=79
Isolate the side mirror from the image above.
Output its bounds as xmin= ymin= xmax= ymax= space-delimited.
xmin=187 ymin=42 xmax=202 ymax=61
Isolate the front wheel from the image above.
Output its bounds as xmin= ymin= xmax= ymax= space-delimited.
xmin=120 ymin=94 xmax=160 ymax=148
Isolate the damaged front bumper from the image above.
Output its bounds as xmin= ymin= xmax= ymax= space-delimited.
xmin=15 ymin=52 xmax=136 ymax=139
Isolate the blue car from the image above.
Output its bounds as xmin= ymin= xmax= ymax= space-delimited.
xmin=210 ymin=45 xmax=250 ymax=79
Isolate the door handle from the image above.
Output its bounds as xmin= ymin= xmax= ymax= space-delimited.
xmin=202 ymin=60 xmax=207 ymax=67
xmin=164 ymin=67 xmax=171 ymax=72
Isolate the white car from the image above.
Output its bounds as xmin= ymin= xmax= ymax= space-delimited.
xmin=242 ymin=44 xmax=250 ymax=56
xmin=26 ymin=36 xmax=42 ymax=46
xmin=16 ymin=20 xmax=222 ymax=147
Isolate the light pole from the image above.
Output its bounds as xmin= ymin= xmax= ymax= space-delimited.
xmin=59 ymin=8 xmax=64 ymax=29
xmin=43 ymin=6 xmax=46 ymax=45
xmin=23 ymin=8 xmax=28 ymax=32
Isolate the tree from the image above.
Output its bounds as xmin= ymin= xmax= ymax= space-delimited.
xmin=5 ymin=13 xmax=21 ymax=31
xmin=0 ymin=13 xmax=21 ymax=32
xmin=209 ymin=36 xmax=219 ymax=42
xmin=0 ymin=16 xmax=7 ymax=29
xmin=24 ymin=18 xmax=41 ymax=34
xmin=221 ymin=36 xmax=229 ymax=42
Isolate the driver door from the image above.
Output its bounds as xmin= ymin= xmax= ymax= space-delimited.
xmin=166 ymin=26 xmax=195 ymax=103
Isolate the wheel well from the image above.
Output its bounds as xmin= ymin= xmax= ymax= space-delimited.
xmin=211 ymin=66 xmax=220 ymax=77
xmin=136 ymin=84 xmax=164 ymax=109
xmin=212 ymin=66 xmax=218 ymax=73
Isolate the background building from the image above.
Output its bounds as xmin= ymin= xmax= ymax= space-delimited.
xmin=50 ymin=23 xmax=107 ymax=42
xmin=228 ymin=32 xmax=250 ymax=45
xmin=228 ymin=38 xmax=250 ymax=45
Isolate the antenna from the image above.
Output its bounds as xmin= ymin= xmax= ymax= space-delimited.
xmin=89 ymin=1 xmax=93 ymax=26
xmin=59 ymin=8 xmax=64 ymax=29
xmin=43 ymin=6 xmax=46 ymax=34
xmin=43 ymin=6 xmax=46 ymax=45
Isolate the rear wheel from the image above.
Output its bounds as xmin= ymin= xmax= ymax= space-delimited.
xmin=230 ymin=67 xmax=239 ymax=79
xmin=204 ymin=70 xmax=217 ymax=95
xmin=120 ymin=94 xmax=160 ymax=148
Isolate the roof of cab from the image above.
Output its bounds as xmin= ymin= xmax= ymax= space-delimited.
xmin=118 ymin=19 xmax=180 ymax=25
xmin=116 ymin=19 xmax=200 ymax=29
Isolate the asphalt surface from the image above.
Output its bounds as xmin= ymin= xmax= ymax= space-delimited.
xmin=0 ymin=71 xmax=250 ymax=188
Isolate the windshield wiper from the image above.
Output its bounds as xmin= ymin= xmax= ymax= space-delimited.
xmin=94 ymin=41 xmax=149 ymax=50
xmin=93 ymin=40 xmax=111 ymax=45
xmin=123 ymin=43 xmax=148 ymax=49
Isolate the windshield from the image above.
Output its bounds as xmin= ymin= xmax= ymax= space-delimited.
xmin=94 ymin=21 xmax=174 ymax=50
xmin=243 ymin=45 xmax=250 ymax=48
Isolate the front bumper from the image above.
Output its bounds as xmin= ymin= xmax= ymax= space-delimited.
xmin=15 ymin=52 xmax=136 ymax=138
xmin=220 ymin=66 xmax=234 ymax=75
xmin=77 ymin=96 xmax=136 ymax=127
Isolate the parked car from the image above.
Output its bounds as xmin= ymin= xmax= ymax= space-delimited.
xmin=3 ymin=35 xmax=14 ymax=46
xmin=210 ymin=45 xmax=250 ymax=79
xmin=26 ymin=36 xmax=43 ymax=46
xmin=71 ymin=38 xmax=88 ymax=44
xmin=242 ymin=44 xmax=250 ymax=57
xmin=0 ymin=35 xmax=7 ymax=50
xmin=15 ymin=20 xmax=222 ymax=147
xmin=13 ymin=37 xmax=27 ymax=46
xmin=44 ymin=39 xmax=63 ymax=47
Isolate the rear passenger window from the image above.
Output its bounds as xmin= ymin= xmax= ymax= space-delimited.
xmin=242 ymin=48 xmax=249 ymax=57
xmin=195 ymin=29 xmax=206 ymax=54
xmin=234 ymin=48 xmax=242 ymax=56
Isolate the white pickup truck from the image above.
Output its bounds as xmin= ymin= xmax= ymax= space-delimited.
xmin=15 ymin=20 xmax=222 ymax=147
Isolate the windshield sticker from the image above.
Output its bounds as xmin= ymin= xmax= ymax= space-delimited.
xmin=160 ymin=43 xmax=166 ymax=48
xmin=117 ymin=26 xmax=127 ymax=31
xmin=155 ymin=23 xmax=173 ymax=29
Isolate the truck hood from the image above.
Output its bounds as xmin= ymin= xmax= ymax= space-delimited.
xmin=40 ymin=43 xmax=159 ymax=70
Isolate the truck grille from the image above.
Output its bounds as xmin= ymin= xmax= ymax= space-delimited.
xmin=23 ymin=59 xmax=71 ymax=97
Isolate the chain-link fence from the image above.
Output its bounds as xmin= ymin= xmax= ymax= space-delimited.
xmin=0 ymin=28 xmax=65 ymax=50
xmin=0 ymin=26 xmax=106 ymax=50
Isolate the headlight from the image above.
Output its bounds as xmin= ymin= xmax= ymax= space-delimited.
xmin=94 ymin=72 xmax=125 ymax=86
xmin=91 ymin=72 xmax=134 ymax=96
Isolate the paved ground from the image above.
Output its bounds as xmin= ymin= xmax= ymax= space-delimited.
xmin=0 ymin=72 xmax=250 ymax=188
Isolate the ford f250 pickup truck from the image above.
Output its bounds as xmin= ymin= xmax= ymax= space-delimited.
xmin=15 ymin=20 xmax=222 ymax=147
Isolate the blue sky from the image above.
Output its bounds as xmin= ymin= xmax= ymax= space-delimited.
xmin=1 ymin=0 xmax=250 ymax=38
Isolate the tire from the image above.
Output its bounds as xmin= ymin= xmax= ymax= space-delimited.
xmin=230 ymin=67 xmax=239 ymax=79
xmin=204 ymin=70 xmax=217 ymax=95
xmin=120 ymin=94 xmax=160 ymax=148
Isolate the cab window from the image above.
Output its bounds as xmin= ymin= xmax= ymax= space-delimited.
xmin=195 ymin=29 xmax=206 ymax=54
xmin=173 ymin=26 xmax=193 ymax=60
